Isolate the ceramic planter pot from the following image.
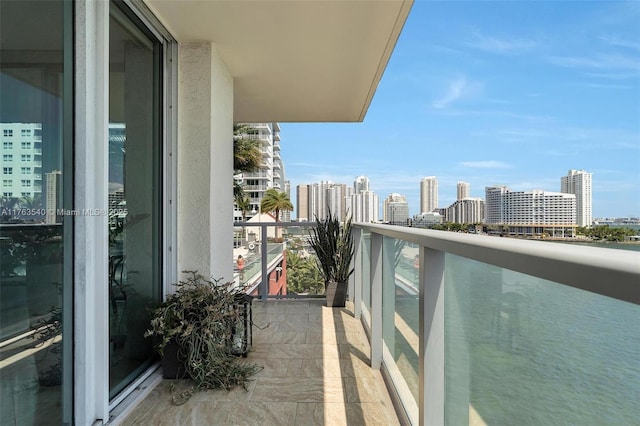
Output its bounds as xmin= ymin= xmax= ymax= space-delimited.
xmin=325 ymin=280 xmax=348 ymax=307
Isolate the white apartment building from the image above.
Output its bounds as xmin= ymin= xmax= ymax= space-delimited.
xmin=485 ymin=186 xmax=576 ymax=235
xmin=384 ymin=193 xmax=409 ymax=225
xmin=301 ymin=181 xmax=353 ymax=222
xmin=234 ymin=122 xmax=283 ymax=221
xmin=420 ymin=176 xmax=438 ymax=213
xmin=347 ymin=175 xmax=379 ymax=223
xmin=445 ymin=197 xmax=485 ymax=224
xmin=1 ymin=123 xmax=43 ymax=202
xmin=348 ymin=190 xmax=380 ymax=223
xmin=457 ymin=181 xmax=470 ymax=200
xmin=561 ymin=169 xmax=592 ymax=227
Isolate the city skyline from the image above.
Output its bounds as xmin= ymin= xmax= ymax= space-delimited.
xmin=280 ymin=1 xmax=639 ymax=218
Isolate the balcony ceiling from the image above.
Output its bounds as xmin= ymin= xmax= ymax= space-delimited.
xmin=145 ymin=0 xmax=413 ymax=123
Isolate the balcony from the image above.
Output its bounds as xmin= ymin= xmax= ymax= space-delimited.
xmin=121 ymin=299 xmax=400 ymax=425
xmin=120 ymin=222 xmax=639 ymax=425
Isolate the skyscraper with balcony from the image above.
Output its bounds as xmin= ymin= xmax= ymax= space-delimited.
xmin=420 ymin=176 xmax=438 ymax=213
xmin=485 ymin=185 xmax=576 ymax=236
xmin=384 ymin=193 xmax=409 ymax=225
xmin=234 ymin=123 xmax=284 ymax=221
xmin=561 ymin=169 xmax=592 ymax=227
xmin=457 ymin=181 xmax=470 ymax=200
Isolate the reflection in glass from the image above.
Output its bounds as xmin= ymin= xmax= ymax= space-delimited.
xmin=0 ymin=0 xmax=70 ymax=423
xmin=108 ymin=2 xmax=162 ymax=398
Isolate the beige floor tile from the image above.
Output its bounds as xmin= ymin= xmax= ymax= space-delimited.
xmin=194 ymin=401 xmax=298 ymax=426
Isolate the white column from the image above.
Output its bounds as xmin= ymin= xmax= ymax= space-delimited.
xmin=177 ymin=43 xmax=233 ymax=282
xmin=74 ymin=0 xmax=109 ymax=423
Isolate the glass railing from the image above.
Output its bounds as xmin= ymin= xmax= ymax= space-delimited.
xmin=233 ymin=222 xmax=325 ymax=298
xmin=352 ymin=223 xmax=640 ymax=426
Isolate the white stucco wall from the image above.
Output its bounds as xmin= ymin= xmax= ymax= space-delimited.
xmin=177 ymin=42 xmax=233 ymax=282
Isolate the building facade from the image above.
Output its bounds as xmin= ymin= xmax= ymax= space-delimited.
xmin=0 ymin=0 xmax=411 ymax=423
xmin=457 ymin=181 xmax=470 ymax=200
xmin=561 ymin=169 xmax=592 ymax=227
xmin=445 ymin=197 xmax=485 ymax=224
xmin=485 ymin=186 xmax=576 ymax=236
xmin=347 ymin=175 xmax=379 ymax=223
xmin=296 ymin=184 xmax=309 ymax=221
xmin=420 ymin=176 xmax=438 ymax=213
xmin=233 ymin=122 xmax=283 ymax=221
xmin=384 ymin=193 xmax=410 ymax=225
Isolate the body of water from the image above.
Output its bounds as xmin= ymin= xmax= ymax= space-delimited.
xmin=393 ymin=242 xmax=639 ymax=425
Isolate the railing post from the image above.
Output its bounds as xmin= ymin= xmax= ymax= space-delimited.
xmin=419 ymin=246 xmax=445 ymax=426
xmin=260 ymin=224 xmax=268 ymax=300
xmin=351 ymin=227 xmax=363 ymax=319
xmin=370 ymin=232 xmax=383 ymax=369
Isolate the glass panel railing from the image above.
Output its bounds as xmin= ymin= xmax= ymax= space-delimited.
xmin=382 ymin=236 xmax=419 ymax=414
xmin=234 ymin=223 xmax=324 ymax=298
xmin=444 ymin=252 xmax=640 ymax=425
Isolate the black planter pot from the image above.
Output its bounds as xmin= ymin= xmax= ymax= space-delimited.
xmin=325 ymin=280 xmax=348 ymax=307
xmin=161 ymin=340 xmax=189 ymax=379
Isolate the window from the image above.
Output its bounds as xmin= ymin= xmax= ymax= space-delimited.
xmin=21 ymin=180 xmax=31 ymax=187
xmin=3 ymin=129 xmax=13 ymax=137
xmin=21 ymin=141 xmax=31 ymax=149
xmin=2 ymin=179 xmax=12 ymax=187
xmin=21 ymin=192 xmax=30 ymax=197
xmin=2 ymin=154 xmax=12 ymax=161
xmin=21 ymin=129 xmax=30 ymax=137
xmin=21 ymin=167 xmax=30 ymax=174
xmin=3 ymin=167 xmax=13 ymax=175
xmin=2 ymin=192 xmax=12 ymax=197
xmin=2 ymin=141 xmax=12 ymax=149
xmin=21 ymin=154 xmax=31 ymax=162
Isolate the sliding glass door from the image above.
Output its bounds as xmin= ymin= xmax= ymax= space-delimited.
xmin=108 ymin=1 xmax=163 ymax=398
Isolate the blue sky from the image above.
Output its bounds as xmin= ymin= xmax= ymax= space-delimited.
xmin=280 ymin=1 xmax=640 ymax=219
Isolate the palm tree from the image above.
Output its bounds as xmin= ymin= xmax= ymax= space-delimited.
xmin=234 ymin=192 xmax=251 ymax=222
xmin=260 ymin=189 xmax=293 ymax=241
xmin=260 ymin=189 xmax=293 ymax=222
xmin=233 ymin=124 xmax=262 ymax=173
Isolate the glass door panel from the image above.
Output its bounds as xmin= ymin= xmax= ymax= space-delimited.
xmin=0 ymin=0 xmax=72 ymax=423
xmin=108 ymin=1 xmax=162 ymax=398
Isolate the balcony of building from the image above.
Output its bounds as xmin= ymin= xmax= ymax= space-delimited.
xmin=118 ymin=222 xmax=638 ymax=425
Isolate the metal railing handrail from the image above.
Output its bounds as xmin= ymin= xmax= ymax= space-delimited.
xmin=354 ymin=222 xmax=639 ymax=305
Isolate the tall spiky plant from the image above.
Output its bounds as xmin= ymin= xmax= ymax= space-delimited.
xmin=309 ymin=210 xmax=354 ymax=285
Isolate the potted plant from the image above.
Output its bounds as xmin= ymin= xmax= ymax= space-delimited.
xmin=145 ymin=271 xmax=261 ymax=403
xmin=309 ymin=211 xmax=354 ymax=307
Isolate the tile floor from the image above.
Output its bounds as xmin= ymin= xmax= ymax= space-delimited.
xmin=120 ymin=299 xmax=400 ymax=425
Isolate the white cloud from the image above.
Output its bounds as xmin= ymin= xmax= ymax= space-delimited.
xmin=458 ymin=161 xmax=513 ymax=169
xmin=548 ymin=53 xmax=640 ymax=71
xmin=465 ymin=33 xmax=537 ymax=54
xmin=599 ymin=34 xmax=640 ymax=51
xmin=432 ymin=75 xmax=469 ymax=109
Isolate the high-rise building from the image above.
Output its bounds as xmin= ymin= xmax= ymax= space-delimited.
xmin=383 ymin=193 xmax=409 ymax=225
xmin=296 ymin=184 xmax=309 ymax=221
xmin=561 ymin=169 xmax=592 ymax=227
xmin=302 ymin=180 xmax=353 ymax=222
xmin=346 ymin=176 xmax=379 ymax=223
xmin=234 ymin=123 xmax=285 ymax=221
xmin=1 ymin=123 xmax=43 ymax=202
xmin=445 ymin=198 xmax=485 ymax=224
xmin=45 ymin=170 xmax=62 ymax=224
xmin=354 ymin=175 xmax=370 ymax=193
xmin=420 ymin=176 xmax=438 ymax=213
xmin=457 ymin=181 xmax=470 ymax=200
xmin=485 ymin=186 xmax=576 ymax=226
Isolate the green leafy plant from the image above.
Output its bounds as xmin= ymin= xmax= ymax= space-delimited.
xmin=309 ymin=211 xmax=354 ymax=285
xmin=145 ymin=271 xmax=261 ymax=403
